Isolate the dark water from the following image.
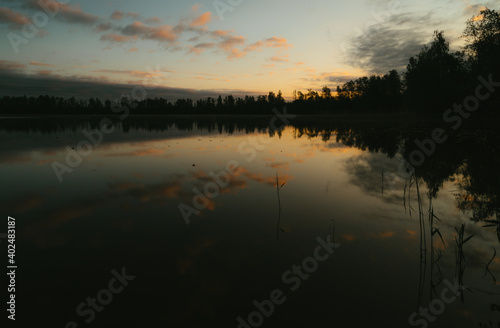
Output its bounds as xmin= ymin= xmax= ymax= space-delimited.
xmin=1 ymin=116 xmax=499 ymax=328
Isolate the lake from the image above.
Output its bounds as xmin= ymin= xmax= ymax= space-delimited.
xmin=1 ymin=116 xmax=499 ymax=328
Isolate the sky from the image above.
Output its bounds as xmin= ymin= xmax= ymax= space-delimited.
xmin=0 ymin=0 xmax=497 ymax=100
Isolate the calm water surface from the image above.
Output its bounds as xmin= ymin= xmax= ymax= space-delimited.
xmin=1 ymin=117 xmax=499 ymax=327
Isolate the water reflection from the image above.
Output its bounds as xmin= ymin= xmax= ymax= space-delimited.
xmin=0 ymin=117 xmax=499 ymax=327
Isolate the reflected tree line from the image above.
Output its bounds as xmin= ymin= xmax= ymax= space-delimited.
xmin=298 ymin=121 xmax=500 ymax=225
xmin=1 ymin=9 xmax=499 ymax=116
xmin=2 ymin=114 xmax=499 ymax=225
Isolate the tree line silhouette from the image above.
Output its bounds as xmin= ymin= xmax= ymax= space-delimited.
xmin=1 ymin=8 xmax=499 ymax=116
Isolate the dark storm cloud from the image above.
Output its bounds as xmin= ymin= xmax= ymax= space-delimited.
xmin=0 ymin=69 xmax=262 ymax=100
xmin=343 ymin=12 xmax=441 ymax=74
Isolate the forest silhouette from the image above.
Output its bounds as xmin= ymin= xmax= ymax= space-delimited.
xmin=1 ymin=8 xmax=499 ymax=116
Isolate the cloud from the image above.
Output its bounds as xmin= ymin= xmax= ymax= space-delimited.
xmin=29 ymin=61 xmax=55 ymax=67
xmin=195 ymin=76 xmax=230 ymax=82
xmin=343 ymin=12 xmax=438 ymax=74
xmin=463 ymin=4 xmax=487 ymax=16
xmin=126 ymin=12 xmax=140 ymax=19
xmin=298 ymin=71 xmax=361 ymax=86
xmin=94 ymin=22 xmax=112 ymax=32
xmin=228 ymin=48 xmax=245 ymax=59
xmin=52 ymin=3 xmax=99 ymax=25
xmin=347 ymin=28 xmax=426 ymax=74
xmin=110 ymin=10 xmax=124 ymax=20
xmin=294 ymin=71 xmax=360 ymax=91
xmin=0 ymin=59 xmax=26 ymax=71
xmin=0 ymin=69 xmax=263 ymax=100
xmin=36 ymin=69 xmax=52 ymax=76
xmin=2 ymin=3 xmax=292 ymax=66
xmin=121 ymin=21 xmax=178 ymax=42
xmin=110 ymin=10 xmax=139 ymax=20
xmin=218 ymin=35 xmax=245 ymax=51
xmin=58 ymin=5 xmax=293 ymax=63
xmin=327 ymin=74 xmax=359 ymax=85
xmin=97 ymin=8 xmax=291 ymax=61
xmin=93 ymin=69 xmax=163 ymax=78
xmin=109 ymin=180 xmax=183 ymax=202
xmin=210 ymin=34 xmax=292 ymax=60
xmin=269 ymin=55 xmax=289 ymax=63
xmin=191 ymin=3 xmax=201 ymax=12
xmin=267 ymin=162 xmax=290 ymax=170
xmin=212 ymin=29 xmax=229 ymax=36
xmin=190 ymin=12 xmax=211 ymax=27
xmin=100 ymin=33 xmax=137 ymax=43
xmin=212 ymin=36 xmax=293 ymax=60
xmin=0 ymin=6 xmax=29 ymax=29
xmin=344 ymin=152 xmax=405 ymax=204
xmin=187 ymin=42 xmax=216 ymax=55
xmin=145 ymin=16 xmax=161 ymax=25
xmin=245 ymin=37 xmax=292 ymax=51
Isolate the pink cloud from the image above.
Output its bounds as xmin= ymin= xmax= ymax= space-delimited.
xmin=190 ymin=12 xmax=211 ymax=27
xmin=269 ymin=55 xmax=289 ymax=63
xmin=228 ymin=48 xmax=246 ymax=59
xmin=212 ymin=29 xmax=229 ymax=36
xmin=245 ymin=37 xmax=292 ymax=52
xmin=266 ymin=36 xmax=292 ymax=49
